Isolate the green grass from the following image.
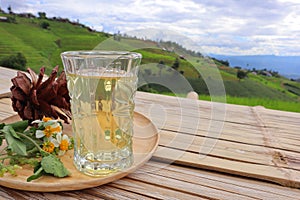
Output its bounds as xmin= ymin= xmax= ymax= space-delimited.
xmin=0 ymin=14 xmax=109 ymax=74
xmin=199 ymin=95 xmax=300 ymax=113
xmin=161 ymin=91 xmax=300 ymax=112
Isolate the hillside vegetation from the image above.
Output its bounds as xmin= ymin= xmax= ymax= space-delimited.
xmin=1 ymin=12 xmax=300 ymax=112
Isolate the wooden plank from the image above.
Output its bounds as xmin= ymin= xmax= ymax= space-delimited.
xmin=158 ymin=129 xmax=300 ymax=170
xmin=77 ymin=185 xmax=153 ymax=200
xmin=138 ymin=104 xmax=300 ymax=153
xmin=127 ymin=170 xmax=256 ymax=200
xmin=0 ymin=98 xmax=15 ymax=121
xmin=0 ymin=66 xmax=17 ymax=98
xmin=111 ymin=178 xmax=205 ymax=199
xmin=143 ymin=161 xmax=300 ymax=200
xmin=155 ymin=118 xmax=300 ymax=153
xmin=0 ymin=66 xmax=48 ymax=98
xmin=0 ymin=186 xmax=102 ymax=200
xmin=136 ymin=91 xmax=300 ymax=127
xmin=153 ymin=146 xmax=300 ymax=188
xmin=136 ymin=92 xmax=263 ymax=124
xmin=135 ymin=92 xmax=300 ymax=188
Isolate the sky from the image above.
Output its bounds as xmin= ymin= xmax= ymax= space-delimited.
xmin=1 ymin=0 xmax=300 ymax=56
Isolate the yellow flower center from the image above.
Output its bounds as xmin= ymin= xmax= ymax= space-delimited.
xmin=42 ymin=141 xmax=55 ymax=153
xmin=42 ymin=116 xmax=52 ymax=122
xmin=60 ymin=139 xmax=69 ymax=151
xmin=44 ymin=126 xmax=52 ymax=137
xmin=44 ymin=125 xmax=61 ymax=137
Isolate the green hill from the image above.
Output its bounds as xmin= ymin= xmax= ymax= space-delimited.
xmin=0 ymin=13 xmax=109 ymax=74
xmin=1 ymin=13 xmax=300 ymax=112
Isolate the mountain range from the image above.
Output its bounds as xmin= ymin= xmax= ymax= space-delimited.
xmin=210 ymin=54 xmax=300 ymax=79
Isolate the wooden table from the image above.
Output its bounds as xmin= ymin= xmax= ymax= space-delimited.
xmin=1 ymin=66 xmax=300 ymax=199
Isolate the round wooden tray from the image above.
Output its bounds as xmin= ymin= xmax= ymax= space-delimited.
xmin=0 ymin=112 xmax=159 ymax=192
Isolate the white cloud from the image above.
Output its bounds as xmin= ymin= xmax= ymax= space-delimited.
xmin=1 ymin=0 xmax=300 ymax=55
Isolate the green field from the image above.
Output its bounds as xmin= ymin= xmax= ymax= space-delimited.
xmin=1 ymin=13 xmax=300 ymax=112
xmin=199 ymin=95 xmax=300 ymax=113
xmin=0 ymin=14 xmax=109 ymax=74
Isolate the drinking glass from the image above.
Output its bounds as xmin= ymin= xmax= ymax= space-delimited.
xmin=61 ymin=51 xmax=141 ymax=176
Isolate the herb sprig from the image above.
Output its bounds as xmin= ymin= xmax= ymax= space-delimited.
xmin=0 ymin=118 xmax=73 ymax=182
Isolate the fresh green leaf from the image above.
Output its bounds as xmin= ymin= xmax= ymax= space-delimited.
xmin=33 ymin=161 xmax=42 ymax=172
xmin=20 ymin=132 xmax=42 ymax=154
xmin=0 ymin=135 xmax=4 ymax=146
xmin=8 ymin=120 xmax=29 ymax=133
xmin=41 ymin=154 xmax=70 ymax=178
xmin=24 ymin=126 xmax=37 ymax=136
xmin=3 ymin=126 xmax=27 ymax=156
xmin=27 ymin=166 xmax=45 ymax=182
xmin=0 ymin=123 xmax=5 ymax=129
xmin=6 ymin=126 xmax=21 ymax=139
xmin=9 ymin=155 xmax=39 ymax=167
xmin=58 ymin=121 xmax=63 ymax=130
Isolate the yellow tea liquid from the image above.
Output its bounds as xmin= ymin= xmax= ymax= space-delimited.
xmin=67 ymin=71 xmax=136 ymax=176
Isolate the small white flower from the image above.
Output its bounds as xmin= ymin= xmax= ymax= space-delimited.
xmin=51 ymin=133 xmax=70 ymax=156
xmin=31 ymin=119 xmax=43 ymax=125
xmin=35 ymin=122 xmax=62 ymax=139
xmin=32 ymin=116 xmax=56 ymax=126
xmin=33 ymin=117 xmax=62 ymax=139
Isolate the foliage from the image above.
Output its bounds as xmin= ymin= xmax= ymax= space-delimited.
xmin=6 ymin=16 xmax=16 ymax=23
xmin=0 ymin=52 xmax=26 ymax=70
xmin=199 ymin=95 xmax=300 ymax=113
xmin=283 ymin=83 xmax=300 ymax=96
xmin=172 ymin=58 xmax=180 ymax=70
xmin=40 ymin=21 xmax=50 ymax=29
xmin=212 ymin=57 xmax=229 ymax=66
xmin=237 ymin=70 xmax=247 ymax=80
xmin=188 ymin=77 xmax=297 ymax=101
xmin=0 ymin=118 xmax=73 ymax=181
xmin=38 ymin=12 xmax=46 ymax=19
xmin=7 ymin=5 xmax=12 ymax=14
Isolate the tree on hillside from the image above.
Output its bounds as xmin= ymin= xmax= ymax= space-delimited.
xmin=38 ymin=12 xmax=47 ymax=19
xmin=237 ymin=70 xmax=247 ymax=81
xmin=8 ymin=5 xmax=13 ymax=14
xmin=40 ymin=21 xmax=50 ymax=29
xmin=7 ymin=15 xmax=16 ymax=23
xmin=212 ymin=58 xmax=229 ymax=66
xmin=0 ymin=52 xmax=27 ymax=70
xmin=172 ymin=58 xmax=180 ymax=70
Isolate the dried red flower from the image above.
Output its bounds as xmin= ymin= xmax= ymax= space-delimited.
xmin=10 ymin=66 xmax=71 ymax=123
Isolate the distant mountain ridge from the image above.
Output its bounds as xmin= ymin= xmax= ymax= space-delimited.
xmin=210 ymin=54 xmax=300 ymax=79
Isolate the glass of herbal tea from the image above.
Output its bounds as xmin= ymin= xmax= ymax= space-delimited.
xmin=61 ymin=51 xmax=141 ymax=176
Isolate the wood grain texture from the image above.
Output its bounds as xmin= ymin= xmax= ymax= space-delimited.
xmin=135 ymin=92 xmax=300 ymax=188
xmin=0 ymin=66 xmax=17 ymax=98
